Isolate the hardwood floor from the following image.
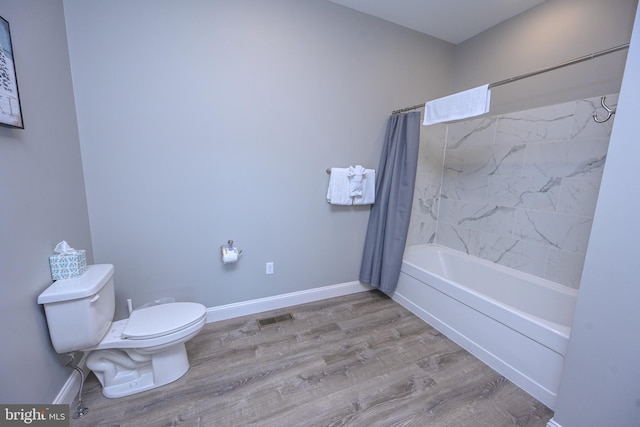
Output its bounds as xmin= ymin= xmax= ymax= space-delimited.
xmin=70 ymin=290 xmax=553 ymax=427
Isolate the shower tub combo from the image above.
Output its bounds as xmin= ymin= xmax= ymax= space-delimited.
xmin=393 ymin=244 xmax=578 ymax=409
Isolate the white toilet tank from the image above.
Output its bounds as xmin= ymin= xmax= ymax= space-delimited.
xmin=38 ymin=264 xmax=116 ymax=353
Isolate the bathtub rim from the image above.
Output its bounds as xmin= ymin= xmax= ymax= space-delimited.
xmin=400 ymin=244 xmax=577 ymax=356
xmin=403 ymin=244 xmax=579 ymax=299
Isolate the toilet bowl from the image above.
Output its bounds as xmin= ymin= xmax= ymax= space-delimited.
xmin=84 ymin=301 xmax=206 ymax=398
xmin=38 ymin=264 xmax=206 ymax=398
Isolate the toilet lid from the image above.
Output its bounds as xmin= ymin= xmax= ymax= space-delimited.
xmin=122 ymin=302 xmax=206 ymax=339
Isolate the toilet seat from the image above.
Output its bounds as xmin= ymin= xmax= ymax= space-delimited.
xmin=123 ymin=302 xmax=206 ymax=339
xmin=87 ymin=302 xmax=207 ymax=351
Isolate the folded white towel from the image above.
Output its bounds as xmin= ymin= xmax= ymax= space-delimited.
xmin=348 ymin=165 xmax=366 ymax=197
xmin=353 ymin=168 xmax=375 ymax=205
xmin=423 ymin=84 xmax=491 ymax=126
xmin=327 ymin=168 xmax=353 ymax=205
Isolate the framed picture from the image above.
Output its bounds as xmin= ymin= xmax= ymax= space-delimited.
xmin=0 ymin=16 xmax=23 ymax=129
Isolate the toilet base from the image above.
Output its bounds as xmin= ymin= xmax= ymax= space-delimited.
xmin=86 ymin=342 xmax=190 ymax=398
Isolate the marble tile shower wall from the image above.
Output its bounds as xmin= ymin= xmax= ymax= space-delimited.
xmin=407 ymin=94 xmax=617 ymax=289
xmin=407 ymin=121 xmax=448 ymax=247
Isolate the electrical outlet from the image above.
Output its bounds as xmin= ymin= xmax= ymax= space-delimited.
xmin=266 ymin=262 xmax=274 ymax=275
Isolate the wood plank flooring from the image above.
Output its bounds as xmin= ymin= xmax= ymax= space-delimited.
xmin=70 ymin=290 xmax=553 ymax=427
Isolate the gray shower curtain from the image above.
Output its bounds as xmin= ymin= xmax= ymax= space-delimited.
xmin=359 ymin=111 xmax=420 ymax=294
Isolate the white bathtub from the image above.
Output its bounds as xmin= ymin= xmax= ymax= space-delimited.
xmin=393 ymin=244 xmax=578 ymax=409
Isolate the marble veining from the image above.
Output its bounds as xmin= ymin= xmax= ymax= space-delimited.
xmin=446 ymin=117 xmax=496 ymax=150
xmin=486 ymin=143 xmax=526 ymax=176
xmin=408 ymin=94 xmax=616 ymax=289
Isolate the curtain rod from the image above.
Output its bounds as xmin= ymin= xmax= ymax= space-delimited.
xmin=392 ymin=43 xmax=630 ymax=115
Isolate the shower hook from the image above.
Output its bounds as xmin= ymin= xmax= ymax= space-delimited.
xmin=593 ymin=96 xmax=616 ymax=123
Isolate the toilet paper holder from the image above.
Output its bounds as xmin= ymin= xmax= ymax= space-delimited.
xmin=221 ymin=240 xmax=242 ymax=264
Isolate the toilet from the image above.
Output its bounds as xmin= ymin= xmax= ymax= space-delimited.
xmin=37 ymin=264 xmax=206 ymax=398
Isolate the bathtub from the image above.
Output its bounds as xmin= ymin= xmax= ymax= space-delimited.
xmin=393 ymin=244 xmax=578 ymax=409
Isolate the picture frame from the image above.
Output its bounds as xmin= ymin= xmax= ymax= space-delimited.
xmin=0 ymin=16 xmax=23 ymax=129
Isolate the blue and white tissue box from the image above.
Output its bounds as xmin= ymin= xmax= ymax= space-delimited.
xmin=49 ymin=250 xmax=87 ymax=280
xmin=49 ymin=241 xmax=87 ymax=280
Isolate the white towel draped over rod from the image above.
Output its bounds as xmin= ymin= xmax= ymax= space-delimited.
xmin=392 ymin=43 xmax=630 ymax=115
xmin=326 ymin=167 xmax=373 ymax=174
xmin=326 ymin=166 xmax=376 ymax=205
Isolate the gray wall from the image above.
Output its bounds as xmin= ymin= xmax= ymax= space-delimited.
xmin=0 ymin=1 xmax=93 ymax=403
xmin=553 ymin=6 xmax=640 ymax=425
xmin=62 ymin=0 xmax=454 ymax=319
xmin=453 ymin=0 xmax=636 ymax=115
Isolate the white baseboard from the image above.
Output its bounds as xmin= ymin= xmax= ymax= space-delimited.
xmin=546 ymin=419 xmax=562 ymax=427
xmin=53 ymin=353 xmax=90 ymax=405
xmin=206 ymin=281 xmax=372 ymax=323
xmin=54 ymin=281 xmax=372 ymax=403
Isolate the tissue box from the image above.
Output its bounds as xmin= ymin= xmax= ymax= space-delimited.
xmin=49 ymin=250 xmax=87 ymax=280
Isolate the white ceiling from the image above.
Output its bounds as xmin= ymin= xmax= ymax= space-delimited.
xmin=327 ymin=0 xmax=547 ymax=44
